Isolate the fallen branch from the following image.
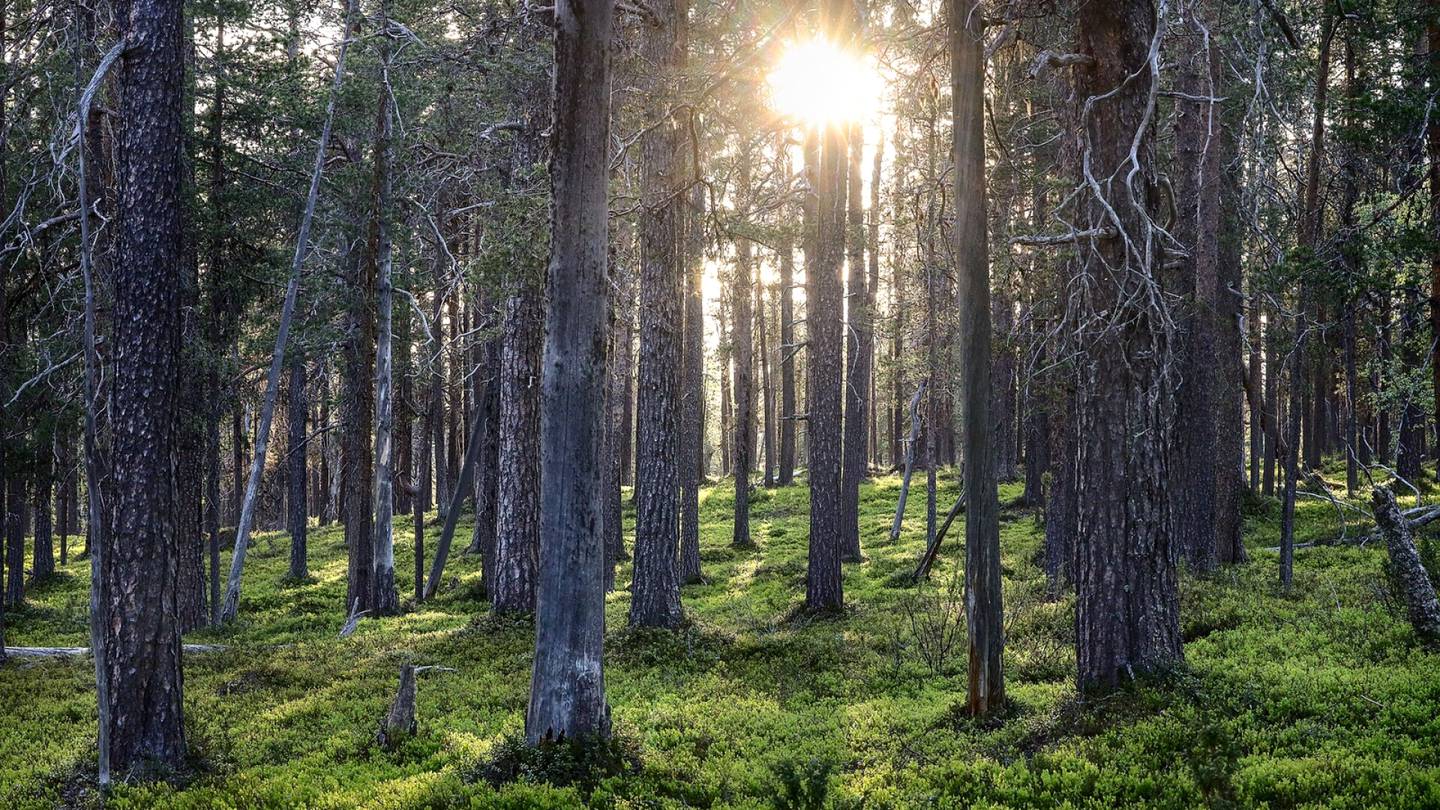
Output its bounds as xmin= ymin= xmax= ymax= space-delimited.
xmin=1263 ymin=505 xmax=1440 ymax=552
xmin=1009 ymin=227 xmax=1115 ymax=247
xmin=6 ymin=643 xmax=226 ymax=659
xmin=912 ymin=493 xmax=965 ymax=582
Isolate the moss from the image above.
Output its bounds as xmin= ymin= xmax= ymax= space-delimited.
xmin=0 ymin=475 xmax=1437 ymax=807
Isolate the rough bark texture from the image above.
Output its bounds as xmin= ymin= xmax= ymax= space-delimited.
xmin=804 ymin=0 xmax=849 ymax=614
xmin=1373 ymin=486 xmax=1440 ymax=645
xmin=1070 ymin=0 xmax=1182 ymax=693
xmin=103 ymin=0 xmax=189 ymax=770
xmin=525 ymin=0 xmax=614 ymax=744
xmin=492 ymin=288 xmax=542 ymax=614
xmin=1169 ymin=3 xmax=1224 ymax=573
xmin=629 ymin=0 xmax=686 ymax=629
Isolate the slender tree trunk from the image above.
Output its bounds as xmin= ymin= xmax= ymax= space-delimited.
xmin=759 ymin=280 xmax=776 ymax=489
xmin=492 ymin=288 xmax=542 ymax=615
xmin=369 ymin=10 xmax=400 ymax=616
xmin=778 ymin=232 xmax=797 ymax=483
xmin=288 ymin=358 xmax=309 ymax=580
xmin=841 ymin=124 xmax=868 ymax=563
xmin=219 ymin=0 xmax=357 ymax=622
xmin=731 ymin=152 xmax=755 ymax=551
xmin=32 ymin=434 xmax=54 ymax=582
xmin=525 ymin=0 xmax=614 ymax=743
xmin=952 ymin=0 xmax=1004 ymax=715
xmin=679 ymin=186 xmax=706 ymax=583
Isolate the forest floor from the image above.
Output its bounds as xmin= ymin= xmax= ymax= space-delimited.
xmin=2 ymin=467 xmax=1439 ymax=808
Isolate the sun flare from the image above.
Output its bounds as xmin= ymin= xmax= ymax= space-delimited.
xmin=767 ymin=37 xmax=882 ymax=127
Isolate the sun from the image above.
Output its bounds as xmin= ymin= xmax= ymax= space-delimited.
xmin=767 ymin=37 xmax=881 ymax=127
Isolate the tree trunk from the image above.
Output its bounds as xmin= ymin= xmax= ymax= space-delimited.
xmin=952 ymin=0 xmax=1004 ymax=716
xmin=804 ymin=0 xmax=850 ymax=613
xmin=369 ymin=11 xmax=400 ymax=616
xmin=492 ymin=288 xmax=542 ymax=615
xmin=342 ymin=243 xmax=377 ymax=613
xmin=841 ymin=124 xmax=869 ymax=563
xmin=32 ymin=433 xmax=54 ymax=582
xmin=778 ymin=230 xmax=797 ymax=484
xmin=1168 ymin=1 xmax=1225 ymax=574
xmin=1070 ymin=0 xmax=1182 ymax=693
xmin=288 ymin=358 xmax=309 ymax=580
xmin=1373 ymin=486 xmax=1440 ymax=645
xmin=525 ymin=0 xmax=614 ymax=743
xmin=630 ymin=0 xmax=687 ymax=628
xmin=731 ymin=152 xmax=755 ymax=551
xmin=103 ymin=0 xmax=189 ymax=770
xmin=680 ymin=185 xmax=706 ymax=583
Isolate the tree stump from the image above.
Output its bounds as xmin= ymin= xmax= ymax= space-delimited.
xmin=377 ymin=664 xmax=417 ymax=749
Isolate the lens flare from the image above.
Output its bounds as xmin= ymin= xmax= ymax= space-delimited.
xmin=768 ymin=37 xmax=881 ymax=127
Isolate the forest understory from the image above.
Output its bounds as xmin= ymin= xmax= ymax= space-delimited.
xmin=2 ymin=470 xmax=1437 ymax=809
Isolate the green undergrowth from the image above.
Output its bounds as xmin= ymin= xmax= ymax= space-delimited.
xmin=1 ymin=469 xmax=1438 ymax=807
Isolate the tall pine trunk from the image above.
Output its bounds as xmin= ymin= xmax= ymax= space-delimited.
xmin=525 ymin=0 xmax=614 ymax=743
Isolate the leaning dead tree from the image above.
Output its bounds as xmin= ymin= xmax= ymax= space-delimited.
xmin=219 ymin=0 xmax=359 ymax=624
xmin=889 ymin=382 xmax=926 ymax=544
xmin=1372 ymin=486 xmax=1440 ymax=646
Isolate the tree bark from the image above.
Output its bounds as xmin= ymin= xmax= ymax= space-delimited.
xmin=804 ymin=0 xmax=850 ymax=613
xmin=1070 ymin=0 xmax=1182 ymax=693
xmin=492 ymin=288 xmax=542 ymax=615
xmin=951 ymin=0 xmax=1005 ymax=715
xmin=630 ymin=0 xmax=688 ymax=628
xmin=525 ymin=0 xmax=614 ymax=743
xmin=103 ymin=0 xmax=189 ymax=770
xmin=1373 ymin=486 xmax=1440 ymax=645
xmin=369 ymin=10 xmax=400 ymax=616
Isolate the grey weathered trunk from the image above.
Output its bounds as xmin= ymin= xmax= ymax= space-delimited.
xmin=1373 ymin=486 xmax=1440 ymax=645
xmin=525 ymin=0 xmax=614 ymax=744
xmin=369 ymin=11 xmax=400 ymax=616
xmin=951 ymin=0 xmax=1004 ymax=717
